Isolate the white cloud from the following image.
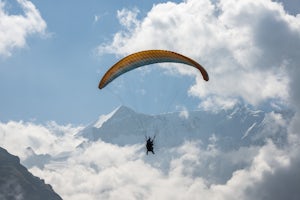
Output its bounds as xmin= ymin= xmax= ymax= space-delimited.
xmin=0 ymin=0 xmax=46 ymax=57
xmin=176 ymin=105 xmax=189 ymax=119
xmin=117 ymin=8 xmax=140 ymax=30
xmin=218 ymin=140 xmax=298 ymax=200
xmin=94 ymin=15 xmax=101 ymax=23
xmin=97 ymin=0 xmax=300 ymax=108
xmin=0 ymin=114 xmax=299 ymax=200
xmin=0 ymin=121 xmax=83 ymax=159
xmin=198 ymin=96 xmax=238 ymax=112
xmin=29 ymin=136 xmax=300 ymax=200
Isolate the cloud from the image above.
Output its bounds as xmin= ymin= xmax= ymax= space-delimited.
xmin=0 ymin=0 xmax=47 ymax=57
xmin=176 ymin=105 xmax=189 ymax=119
xmin=210 ymin=140 xmax=298 ymax=200
xmin=0 ymin=121 xmax=83 ymax=159
xmin=22 ymin=134 xmax=300 ymax=200
xmin=199 ymin=96 xmax=238 ymax=112
xmin=94 ymin=15 xmax=101 ymax=23
xmin=0 ymin=111 xmax=299 ymax=200
xmin=97 ymin=0 xmax=300 ymax=108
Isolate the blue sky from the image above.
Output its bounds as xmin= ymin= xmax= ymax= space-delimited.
xmin=0 ymin=0 xmax=193 ymax=125
xmin=0 ymin=0 xmax=300 ymax=125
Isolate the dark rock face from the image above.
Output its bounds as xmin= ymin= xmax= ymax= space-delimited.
xmin=0 ymin=147 xmax=62 ymax=200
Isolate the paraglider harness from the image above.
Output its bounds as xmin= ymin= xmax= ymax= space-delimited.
xmin=145 ymin=135 xmax=155 ymax=155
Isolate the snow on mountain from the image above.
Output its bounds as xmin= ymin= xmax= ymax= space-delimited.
xmin=78 ymin=105 xmax=270 ymax=150
xmin=93 ymin=107 xmax=119 ymax=128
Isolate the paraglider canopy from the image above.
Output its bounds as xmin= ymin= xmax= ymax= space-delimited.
xmin=99 ymin=50 xmax=209 ymax=89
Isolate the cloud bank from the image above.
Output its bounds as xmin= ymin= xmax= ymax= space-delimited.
xmin=0 ymin=0 xmax=46 ymax=57
xmin=0 ymin=117 xmax=299 ymax=200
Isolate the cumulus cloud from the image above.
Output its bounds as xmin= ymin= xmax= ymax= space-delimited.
xmin=211 ymin=140 xmax=299 ymax=200
xmin=0 ymin=0 xmax=47 ymax=57
xmin=97 ymin=0 xmax=300 ymax=109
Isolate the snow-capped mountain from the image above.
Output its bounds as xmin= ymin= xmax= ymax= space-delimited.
xmin=78 ymin=105 xmax=281 ymax=150
xmin=1 ymin=104 xmax=291 ymax=199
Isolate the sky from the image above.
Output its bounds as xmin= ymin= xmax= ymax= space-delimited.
xmin=0 ymin=0 xmax=299 ymax=125
xmin=0 ymin=0 xmax=184 ymax=125
xmin=1 ymin=0 xmax=300 ymax=199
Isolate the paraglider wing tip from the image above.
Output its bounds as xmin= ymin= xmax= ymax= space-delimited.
xmin=98 ymin=81 xmax=104 ymax=89
xmin=205 ymin=74 xmax=209 ymax=81
xmin=199 ymin=67 xmax=209 ymax=81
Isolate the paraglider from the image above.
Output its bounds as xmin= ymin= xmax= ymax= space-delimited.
xmin=98 ymin=50 xmax=209 ymax=155
xmin=146 ymin=136 xmax=155 ymax=155
xmin=98 ymin=50 xmax=209 ymax=89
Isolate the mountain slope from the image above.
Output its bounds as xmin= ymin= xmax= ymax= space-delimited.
xmin=78 ymin=105 xmax=268 ymax=149
xmin=0 ymin=147 xmax=62 ymax=200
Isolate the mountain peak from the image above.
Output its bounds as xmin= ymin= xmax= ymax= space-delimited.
xmin=93 ymin=106 xmax=137 ymax=129
xmin=79 ymin=105 xmax=268 ymax=148
xmin=115 ymin=105 xmax=136 ymax=115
